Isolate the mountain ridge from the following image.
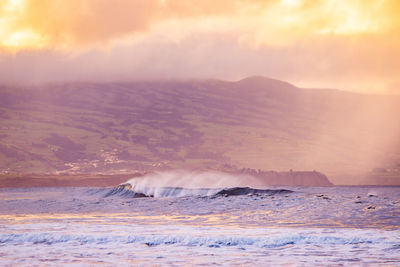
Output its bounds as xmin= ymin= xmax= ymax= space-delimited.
xmin=0 ymin=76 xmax=399 ymax=185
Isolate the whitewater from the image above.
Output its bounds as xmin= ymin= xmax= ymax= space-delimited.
xmin=0 ymin=172 xmax=399 ymax=266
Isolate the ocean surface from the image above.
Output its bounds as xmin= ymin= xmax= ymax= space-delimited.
xmin=0 ymin=178 xmax=399 ymax=266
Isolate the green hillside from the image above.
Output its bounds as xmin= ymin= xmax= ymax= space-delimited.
xmin=0 ymin=76 xmax=399 ymax=184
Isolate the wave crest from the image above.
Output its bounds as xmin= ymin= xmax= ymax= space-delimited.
xmin=102 ymin=171 xmax=293 ymax=198
xmin=104 ymin=184 xmax=292 ymax=198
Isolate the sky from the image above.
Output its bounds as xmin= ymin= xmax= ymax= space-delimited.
xmin=0 ymin=0 xmax=399 ymax=94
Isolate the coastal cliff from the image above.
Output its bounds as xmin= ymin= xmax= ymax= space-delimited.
xmin=232 ymin=168 xmax=333 ymax=186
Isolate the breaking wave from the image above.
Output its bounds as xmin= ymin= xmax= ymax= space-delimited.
xmin=102 ymin=170 xmax=293 ymax=198
xmin=0 ymin=232 xmax=382 ymax=248
xmin=103 ymin=184 xmax=292 ymax=198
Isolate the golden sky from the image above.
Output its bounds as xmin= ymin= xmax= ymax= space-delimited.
xmin=0 ymin=0 xmax=399 ymax=93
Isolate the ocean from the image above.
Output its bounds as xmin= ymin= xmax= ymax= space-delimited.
xmin=0 ymin=175 xmax=399 ymax=266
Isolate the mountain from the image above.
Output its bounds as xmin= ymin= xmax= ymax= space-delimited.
xmin=0 ymin=76 xmax=399 ymax=185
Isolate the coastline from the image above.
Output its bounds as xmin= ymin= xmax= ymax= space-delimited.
xmin=0 ymin=170 xmax=334 ymax=188
xmin=0 ymin=173 xmax=143 ymax=188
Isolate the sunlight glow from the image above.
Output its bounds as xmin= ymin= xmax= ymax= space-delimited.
xmin=4 ymin=0 xmax=25 ymax=11
xmin=0 ymin=0 xmax=48 ymax=50
xmin=0 ymin=0 xmax=396 ymax=51
xmin=1 ymin=29 xmax=46 ymax=49
xmin=281 ymin=0 xmax=301 ymax=8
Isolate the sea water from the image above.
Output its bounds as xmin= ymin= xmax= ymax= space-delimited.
xmin=0 ymin=183 xmax=399 ymax=266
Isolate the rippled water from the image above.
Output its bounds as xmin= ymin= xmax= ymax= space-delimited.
xmin=0 ymin=186 xmax=399 ymax=266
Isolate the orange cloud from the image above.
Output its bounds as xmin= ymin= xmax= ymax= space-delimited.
xmin=2 ymin=0 xmax=398 ymax=50
xmin=0 ymin=0 xmax=399 ymax=94
xmin=0 ymin=0 xmax=244 ymax=50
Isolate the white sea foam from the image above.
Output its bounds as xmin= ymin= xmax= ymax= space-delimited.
xmin=1 ymin=186 xmax=399 ymax=266
xmin=0 ymin=232 xmax=387 ymax=248
xmin=131 ymin=186 xmax=221 ymax=198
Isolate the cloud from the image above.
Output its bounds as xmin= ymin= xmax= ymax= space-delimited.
xmin=0 ymin=0 xmax=245 ymax=50
xmin=2 ymin=0 xmax=399 ymax=50
xmin=0 ymin=0 xmax=161 ymax=49
xmin=0 ymin=0 xmax=399 ymax=94
xmin=0 ymin=30 xmax=398 ymax=94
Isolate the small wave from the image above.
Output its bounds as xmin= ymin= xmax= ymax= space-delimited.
xmin=103 ymin=184 xmax=293 ymax=198
xmin=215 ymin=187 xmax=292 ymax=197
xmin=103 ymin=184 xmax=148 ymax=198
xmin=0 ymin=232 xmax=383 ymax=248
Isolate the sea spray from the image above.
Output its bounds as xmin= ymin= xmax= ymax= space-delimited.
xmin=124 ymin=170 xmax=259 ymax=197
xmin=104 ymin=170 xmax=293 ymax=198
xmin=126 ymin=170 xmax=259 ymax=189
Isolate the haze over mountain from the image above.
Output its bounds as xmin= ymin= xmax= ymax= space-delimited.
xmin=0 ymin=76 xmax=399 ymax=185
xmin=1 ymin=0 xmax=400 ymax=94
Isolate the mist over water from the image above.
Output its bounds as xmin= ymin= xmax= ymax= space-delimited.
xmin=123 ymin=171 xmax=266 ymax=197
xmin=126 ymin=170 xmax=258 ymax=189
xmin=108 ymin=171 xmax=292 ymax=198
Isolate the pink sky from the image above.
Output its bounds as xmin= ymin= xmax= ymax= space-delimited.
xmin=1 ymin=0 xmax=399 ymax=94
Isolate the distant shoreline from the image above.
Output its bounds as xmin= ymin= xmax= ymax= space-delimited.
xmin=0 ymin=170 xmax=333 ymax=188
xmin=0 ymin=173 xmax=143 ymax=188
xmin=2 ymin=172 xmax=398 ymax=188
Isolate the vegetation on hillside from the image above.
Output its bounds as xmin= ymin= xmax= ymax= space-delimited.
xmin=0 ymin=76 xmax=399 ymax=184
